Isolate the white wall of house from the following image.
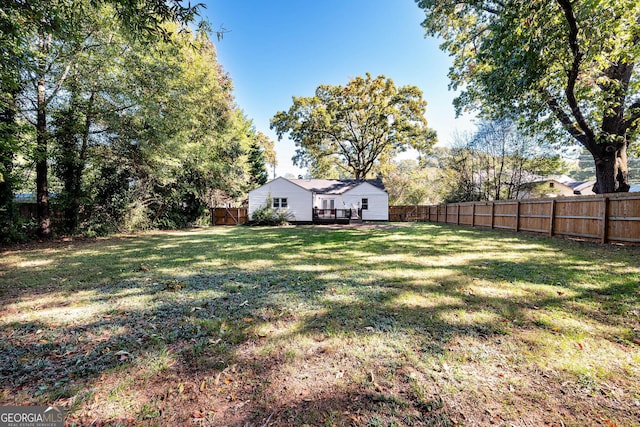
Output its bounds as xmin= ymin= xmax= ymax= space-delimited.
xmin=341 ymin=182 xmax=389 ymax=221
xmin=248 ymin=177 xmax=313 ymax=222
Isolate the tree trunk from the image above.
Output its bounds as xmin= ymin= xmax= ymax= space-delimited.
xmin=36 ymin=69 xmax=51 ymax=238
xmin=589 ymin=138 xmax=630 ymax=194
xmin=0 ymin=90 xmax=17 ymax=210
xmin=63 ymin=91 xmax=94 ymax=234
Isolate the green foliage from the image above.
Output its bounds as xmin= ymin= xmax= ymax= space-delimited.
xmin=0 ymin=0 xmax=246 ymax=241
xmin=256 ymin=131 xmax=276 ymax=177
xmin=248 ymin=196 xmax=293 ymax=226
xmin=248 ymin=140 xmax=269 ymax=187
xmin=417 ymin=0 xmax=640 ymax=193
xmin=271 ymin=73 xmax=437 ymax=179
xmin=1 ymin=3 xmax=263 ymax=240
xmin=383 ymin=159 xmax=442 ymax=205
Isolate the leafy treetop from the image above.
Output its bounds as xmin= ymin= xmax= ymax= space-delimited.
xmin=416 ymin=0 xmax=640 ymax=194
xmin=271 ymin=73 xmax=437 ymax=180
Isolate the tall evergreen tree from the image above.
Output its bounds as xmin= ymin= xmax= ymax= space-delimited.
xmin=248 ymin=140 xmax=269 ymax=187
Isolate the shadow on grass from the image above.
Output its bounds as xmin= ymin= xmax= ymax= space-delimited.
xmin=0 ymin=224 xmax=638 ymax=425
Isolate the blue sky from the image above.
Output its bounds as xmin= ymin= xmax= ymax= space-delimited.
xmin=200 ymin=0 xmax=476 ymax=177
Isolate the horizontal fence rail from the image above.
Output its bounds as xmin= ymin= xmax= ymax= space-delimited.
xmin=390 ymin=193 xmax=640 ymax=245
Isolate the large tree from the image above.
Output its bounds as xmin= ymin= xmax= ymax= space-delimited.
xmin=416 ymin=0 xmax=640 ymax=194
xmin=271 ymin=73 xmax=437 ymax=179
xmin=3 ymin=0 xmax=201 ymax=238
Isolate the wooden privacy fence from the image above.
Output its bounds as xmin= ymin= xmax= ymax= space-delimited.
xmin=210 ymin=207 xmax=248 ymax=225
xmin=390 ymin=193 xmax=640 ymax=245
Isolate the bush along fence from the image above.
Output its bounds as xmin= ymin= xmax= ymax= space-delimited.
xmin=390 ymin=193 xmax=640 ymax=245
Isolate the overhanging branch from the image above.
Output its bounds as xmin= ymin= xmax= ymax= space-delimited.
xmin=544 ymin=91 xmax=587 ymax=145
xmin=556 ymin=0 xmax=595 ymax=142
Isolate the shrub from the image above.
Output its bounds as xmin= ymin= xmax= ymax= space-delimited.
xmin=248 ymin=196 xmax=293 ymax=226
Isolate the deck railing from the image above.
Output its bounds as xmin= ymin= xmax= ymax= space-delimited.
xmin=313 ymin=208 xmax=361 ymax=223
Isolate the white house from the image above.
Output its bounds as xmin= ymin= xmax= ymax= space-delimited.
xmin=248 ymin=177 xmax=389 ymax=223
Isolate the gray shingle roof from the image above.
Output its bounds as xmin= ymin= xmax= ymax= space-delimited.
xmin=288 ymin=179 xmax=386 ymax=194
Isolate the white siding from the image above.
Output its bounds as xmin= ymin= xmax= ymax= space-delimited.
xmin=248 ymin=177 xmax=313 ymax=222
xmin=341 ymin=182 xmax=389 ymax=221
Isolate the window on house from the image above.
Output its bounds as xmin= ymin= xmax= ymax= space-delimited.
xmin=362 ymin=198 xmax=369 ymax=210
xmin=273 ymin=198 xmax=288 ymax=208
xmin=549 ymin=182 xmax=555 ymax=188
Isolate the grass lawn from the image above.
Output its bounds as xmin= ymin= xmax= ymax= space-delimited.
xmin=1 ymin=223 xmax=639 ymax=426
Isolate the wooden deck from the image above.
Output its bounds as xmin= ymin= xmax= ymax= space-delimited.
xmin=313 ymin=208 xmax=362 ymax=224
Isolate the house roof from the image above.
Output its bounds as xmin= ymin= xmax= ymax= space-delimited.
xmin=549 ymin=175 xmax=592 ymax=191
xmin=287 ymin=179 xmax=386 ymax=194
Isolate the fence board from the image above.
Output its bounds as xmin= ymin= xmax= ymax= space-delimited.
xmin=607 ymin=194 xmax=640 ymax=243
xmin=389 ymin=193 xmax=640 ymax=245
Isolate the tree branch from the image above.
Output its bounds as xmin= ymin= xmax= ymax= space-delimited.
xmin=544 ymin=91 xmax=587 ymax=145
xmin=556 ymin=0 xmax=595 ymax=142
xmin=45 ymin=62 xmax=72 ymax=106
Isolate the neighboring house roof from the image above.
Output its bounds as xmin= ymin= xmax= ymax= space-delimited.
xmin=286 ymin=179 xmax=386 ymax=194
xmin=522 ymin=175 xmax=595 ymax=195
xmin=570 ymin=181 xmax=595 ymax=194
xmin=547 ymin=175 xmax=594 ymax=193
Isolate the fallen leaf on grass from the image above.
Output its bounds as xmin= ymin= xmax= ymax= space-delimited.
xmin=577 ymin=342 xmax=584 ymax=350
xmin=200 ymin=379 xmax=207 ymax=392
xmin=598 ymin=417 xmax=617 ymax=427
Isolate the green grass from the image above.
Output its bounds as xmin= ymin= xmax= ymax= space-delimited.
xmin=1 ymin=224 xmax=639 ymax=426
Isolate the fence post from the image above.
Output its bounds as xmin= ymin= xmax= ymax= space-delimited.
xmin=549 ymin=199 xmax=556 ymax=236
xmin=210 ymin=208 xmax=215 ymax=226
xmin=490 ymin=201 xmax=495 ymax=229
xmin=601 ymin=196 xmax=609 ymax=244
xmin=515 ymin=201 xmax=520 ymax=232
xmin=471 ymin=203 xmax=475 ymax=227
xmin=456 ymin=204 xmax=460 ymax=225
